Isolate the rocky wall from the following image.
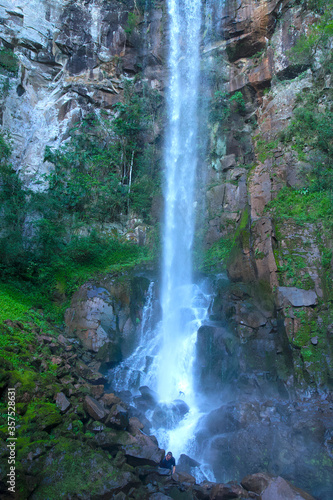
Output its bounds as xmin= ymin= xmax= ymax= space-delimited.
xmin=0 ymin=0 xmax=165 ymax=189
xmin=202 ymin=0 xmax=333 ymax=394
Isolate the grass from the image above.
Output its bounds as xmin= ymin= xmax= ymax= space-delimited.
xmin=0 ymin=285 xmax=33 ymax=324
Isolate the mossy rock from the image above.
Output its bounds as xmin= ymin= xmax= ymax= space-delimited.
xmin=29 ymin=440 xmax=139 ymax=499
xmin=20 ymin=402 xmax=62 ymax=434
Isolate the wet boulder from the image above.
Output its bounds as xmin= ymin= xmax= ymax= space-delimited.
xmin=139 ymin=385 xmax=159 ymax=404
xmin=83 ymin=395 xmax=107 ymax=421
xmin=105 ymin=404 xmax=129 ymax=430
xmin=241 ymin=474 xmax=315 ymax=500
xmin=65 ymin=276 xmax=150 ymax=365
xmin=172 ymin=399 xmax=190 ymax=417
xmin=121 ymin=431 xmax=164 ymax=466
xmin=151 ymin=401 xmax=190 ymax=429
xmin=241 ymin=472 xmax=273 ymax=494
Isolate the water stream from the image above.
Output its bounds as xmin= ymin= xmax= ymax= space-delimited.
xmin=110 ymin=0 xmax=214 ymax=477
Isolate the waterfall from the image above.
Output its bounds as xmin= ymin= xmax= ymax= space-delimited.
xmin=158 ymin=0 xmax=202 ymax=404
xmin=109 ymin=0 xmax=215 ymax=477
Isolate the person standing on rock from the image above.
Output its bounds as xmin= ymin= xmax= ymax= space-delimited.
xmin=159 ymin=451 xmax=176 ymax=474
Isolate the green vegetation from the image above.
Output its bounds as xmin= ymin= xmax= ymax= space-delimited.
xmin=125 ymin=11 xmax=139 ymax=34
xmin=0 ymin=47 xmax=19 ymax=74
xmin=200 ymin=236 xmax=234 ymax=273
xmin=199 ymin=209 xmax=250 ymax=273
xmin=290 ymin=306 xmax=333 ymax=386
xmin=289 ymin=0 xmax=333 ymax=69
xmin=0 ymin=80 xmax=162 ymax=315
xmin=268 ymin=188 xmax=332 ymax=226
xmin=0 ymin=285 xmax=33 ymax=324
xmin=254 ymin=136 xmax=279 ymax=163
xmin=209 ymin=90 xmax=246 ymax=122
xmin=229 ymin=91 xmax=246 ymax=114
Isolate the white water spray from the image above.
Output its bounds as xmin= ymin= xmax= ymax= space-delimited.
xmin=110 ymin=0 xmax=216 ymax=478
xmin=158 ymin=0 xmax=202 ymax=404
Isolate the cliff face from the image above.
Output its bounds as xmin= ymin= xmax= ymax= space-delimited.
xmin=203 ymin=0 xmax=332 ymax=394
xmin=0 ymin=0 xmax=165 ymax=188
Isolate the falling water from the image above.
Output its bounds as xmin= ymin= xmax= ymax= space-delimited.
xmin=158 ymin=0 xmax=202 ymax=403
xmin=110 ymin=0 xmax=215 ymax=477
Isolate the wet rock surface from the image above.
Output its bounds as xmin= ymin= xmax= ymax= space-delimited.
xmin=65 ymin=275 xmax=149 ymax=365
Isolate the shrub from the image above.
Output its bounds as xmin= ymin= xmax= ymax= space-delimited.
xmin=0 ymin=48 xmax=18 ymax=74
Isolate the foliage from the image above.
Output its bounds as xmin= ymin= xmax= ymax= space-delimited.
xmin=200 ymin=236 xmax=234 ymax=273
xmin=254 ymin=136 xmax=279 ymax=163
xmin=279 ymin=82 xmax=333 ymax=193
xmin=0 ymin=47 xmax=19 ymax=74
xmin=288 ymin=0 xmax=333 ymax=68
xmin=229 ymin=91 xmax=246 ymax=114
xmin=0 ymin=286 xmax=33 ymax=324
xmin=267 ymin=188 xmax=333 ymax=225
xmin=266 ymin=72 xmax=333 ymax=300
xmin=199 ymin=209 xmax=249 ymax=273
xmin=124 ymin=12 xmax=139 ymax=34
xmin=209 ymin=90 xmax=246 ymax=122
xmin=0 ymin=79 xmax=161 ymax=309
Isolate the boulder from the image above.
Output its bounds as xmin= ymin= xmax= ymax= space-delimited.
xmin=121 ymin=432 xmax=164 ymax=466
xmin=151 ymin=401 xmax=189 ymax=429
xmin=209 ymin=482 xmax=242 ymax=499
xmin=172 ymin=399 xmax=190 ymax=417
xmin=171 ymin=471 xmax=196 ymax=484
xmin=177 ymin=453 xmax=201 ymax=474
xmin=102 ymin=392 xmax=122 ymax=407
xmin=55 ymin=392 xmax=71 ymax=414
xmin=105 ymin=404 xmax=129 ymax=430
xmin=83 ymin=395 xmax=107 ymax=421
xmin=76 ymin=360 xmax=106 ymax=384
xmin=241 ymin=472 xmax=274 ymax=494
xmin=261 ymin=476 xmax=315 ymax=500
xmin=90 ymin=384 xmax=104 ymax=399
xmin=277 ymin=287 xmax=317 ymax=307
xmin=128 ymin=416 xmax=144 ymax=435
xmin=139 ymin=385 xmax=160 ymax=404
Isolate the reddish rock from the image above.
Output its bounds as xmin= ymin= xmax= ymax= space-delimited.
xmin=121 ymin=431 xmax=164 ymax=466
xmin=84 ymin=395 xmax=107 ymax=421
xmin=51 ymin=356 xmax=62 ymax=365
xmin=241 ymin=472 xmax=273 ymax=494
xmin=38 ymin=335 xmax=54 ymax=344
xmin=90 ymin=384 xmax=105 ymax=399
xmin=128 ymin=417 xmax=145 ymax=435
xmin=172 ymin=471 xmax=196 ymax=484
xmin=57 ymin=334 xmax=68 ymax=344
xmin=209 ymin=482 xmax=240 ymax=499
xmin=102 ymin=392 xmax=122 ymax=407
xmin=261 ymin=476 xmax=315 ymax=500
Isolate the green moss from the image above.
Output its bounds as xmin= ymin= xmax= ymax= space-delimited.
xmin=124 ymin=11 xmax=140 ymax=34
xmin=31 ymin=440 xmax=130 ymax=499
xmin=200 ymin=236 xmax=234 ymax=273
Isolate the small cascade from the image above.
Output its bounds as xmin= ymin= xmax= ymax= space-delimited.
xmin=110 ymin=282 xmax=159 ymax=392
